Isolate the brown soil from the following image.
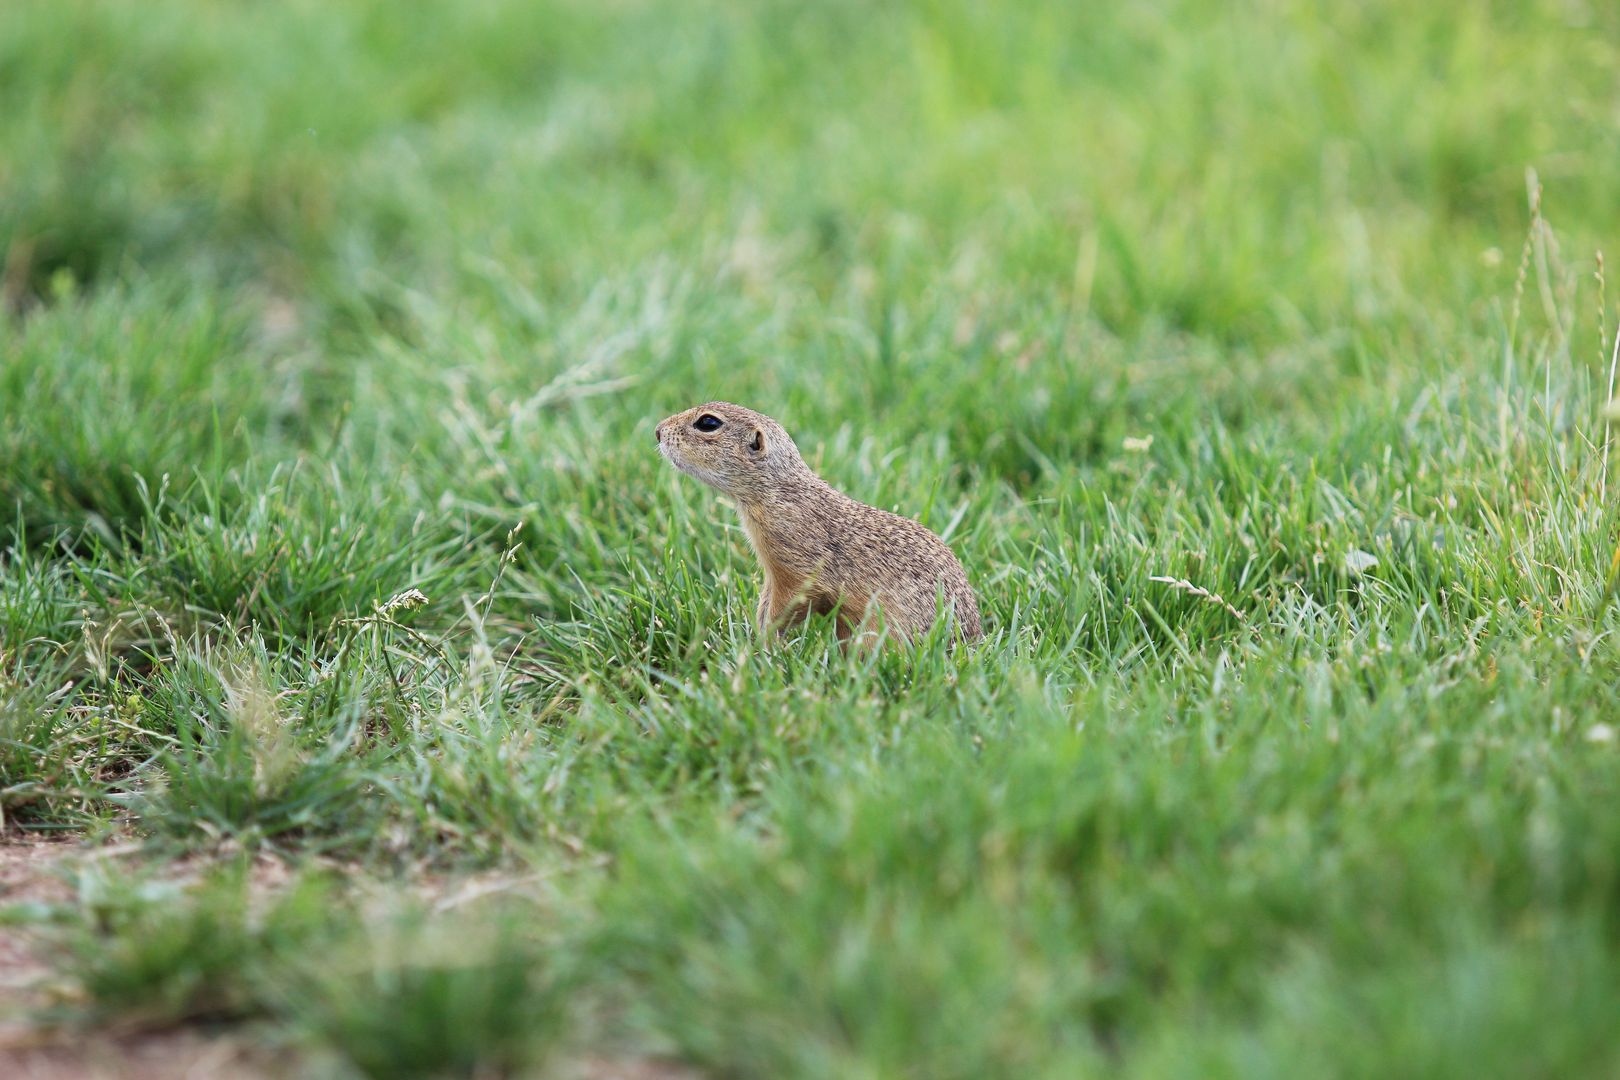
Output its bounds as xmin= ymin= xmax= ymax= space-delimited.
xmin=0 ymin=836 xmax=704 ymax=1079
xmin=0 ymin=834 xmax=80 ymax=1022
xmin=0 ymin=1032 xmax=282 ymax=1080
xmin=0 ymin=834 xmax=290 ymax=1078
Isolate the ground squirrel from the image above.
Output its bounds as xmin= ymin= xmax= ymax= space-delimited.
xmin=655 ymin=402 xmax=982 ymax=646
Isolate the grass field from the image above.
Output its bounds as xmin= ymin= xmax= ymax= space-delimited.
xmin=4 ymin=0 xmax=1620 ymax=1075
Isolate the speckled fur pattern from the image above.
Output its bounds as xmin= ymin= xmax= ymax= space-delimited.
xmin=656 ymin=402 xmax=982 ymax=646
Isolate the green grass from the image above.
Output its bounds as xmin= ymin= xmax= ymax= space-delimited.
xmin=3 ymin=0 xmax=1620 ymax=1075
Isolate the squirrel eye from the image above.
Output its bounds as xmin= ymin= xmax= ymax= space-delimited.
xmin=692 ymin=414 xmax=723 ymax=432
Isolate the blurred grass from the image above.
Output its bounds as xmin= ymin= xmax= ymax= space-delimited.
xmin=3 ymin=0 xmax=1620 ymax=1075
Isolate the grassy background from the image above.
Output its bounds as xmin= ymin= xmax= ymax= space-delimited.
xmin=4 ymin=0 xmax=1620 ymax=1075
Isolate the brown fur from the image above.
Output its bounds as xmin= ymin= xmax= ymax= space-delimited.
xmin=656 ymin=402 xmax=982 ymax=646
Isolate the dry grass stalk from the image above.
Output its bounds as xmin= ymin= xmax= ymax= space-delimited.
xmin=1149 ymin=576 xmax=1248 ymax=623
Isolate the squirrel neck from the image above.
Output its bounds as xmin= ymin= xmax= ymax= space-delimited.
xmin=732 ymin=464 xmax=847 ymax=570
xmin=733 ymin=463 xmax=842 ymax=518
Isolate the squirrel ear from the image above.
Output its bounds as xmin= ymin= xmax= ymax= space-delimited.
xmin=749 ymin=427 xmax=766 ymax=455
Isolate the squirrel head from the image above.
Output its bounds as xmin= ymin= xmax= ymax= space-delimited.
xmin=656 ymin=402 xmax=807 ymax=504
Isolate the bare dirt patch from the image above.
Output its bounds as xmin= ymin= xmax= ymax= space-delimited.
xmin=1 ymin=834 xmax=81 ymax=1024
xmin=0 ymin=833 xmax=80 ymax=905
xmin=0 ymin=839 xmax=699 ymax=1078
xmin=0 ymin=1031 xmax=280 ymax=1080
xmin=0 ymin=833 xmax=305 ymax=1022
xmin=0 ymin=835 xmax=292 ymax=1078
